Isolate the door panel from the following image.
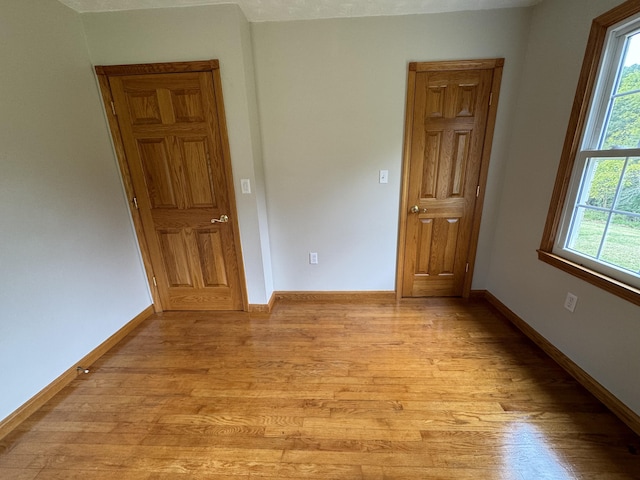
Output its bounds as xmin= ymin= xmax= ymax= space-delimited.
xmin=99 ymin=62 xmax=245 ymax=311
xmin=196 ymin=230 xmax=228 ymax=287
xmin=158 ymin=230 xmax=193 ymax=287
xmin=400 ymin=60 xmax=502 ymax=297
xmin=138 ymin=139 xmax=180 ymax=208
xmin=181 ymin=137 xmax=218 ymax=207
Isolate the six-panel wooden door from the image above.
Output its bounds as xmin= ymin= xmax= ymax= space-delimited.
xmin=97 ymin=59 xmax=500 ymax=308
xmin=399 ymin=60 xmax=503 ymax=297
xmin=97 ymin=61 xmax=246 ymax=311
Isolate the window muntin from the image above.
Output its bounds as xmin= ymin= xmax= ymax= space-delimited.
xmin=554 ymin=18 xmax=640 ymax=289
xmin=560 ymin=153 xmax=640 ymax=282
xmin=584 ymin=20 xmax=640 ymax=150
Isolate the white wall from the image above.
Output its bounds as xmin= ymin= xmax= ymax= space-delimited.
xmin=487 ymin=0 xmax=640 ymax=414
xmin=0 ymin=0 xmax=151 ymax=423
xmin=82 ymin=5 xmax=274 ymax=305
xmin=239 ymin=13 xmax=274 ymax=297
xmin=81 ymin=5 xmax=533 ymax=297
xmin=252 ymin=9 xmax=532 ymax=291
xmin=7 ymin=0 xmax=636 ymax=429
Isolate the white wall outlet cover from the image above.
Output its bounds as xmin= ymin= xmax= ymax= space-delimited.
xmin=241 ymin=178 xmax=251 ymax=194
xmin=564 ymin=292 xmax=578 ymax=312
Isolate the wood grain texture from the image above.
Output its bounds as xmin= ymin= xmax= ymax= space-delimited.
xmin=396 ymin=64 xmax=418 ymax=301
xmin=537 ymin=250 xmax=640 ymax=307
xmin=463 ymin=62 xmax=503 ymax=296
xmin=96 ymin=73 xmax=163 ymax=311
xmin=249 ymin=292 xmax=277 ymax=313
xmin=100 ymin=61 xmax=248 ymax=311
xmin=1 ymin=299 xmax=638 ymax=479
xmin=0 ymin=306 xmax=154 ymax=442
xmin=483 ymin=290 xmax=640 ymax=436
xmin=411 ymin=58 xmax=504 ymax=72
xmin=275 ymin=291 xmax=396 ymax=303
xmin=400 ymin=60 xmax=501 ymax=298
xmin=95 ymin=60 xmax=219 ymax=76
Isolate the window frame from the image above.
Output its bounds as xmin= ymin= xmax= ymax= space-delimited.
xmin=538 ymin=0 xmax=640 ymax=307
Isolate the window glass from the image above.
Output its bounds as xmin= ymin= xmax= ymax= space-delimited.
xmin=567 ymin=207 xmax=608 ymax=257
xmin=600 ymin=32 xmax=640 ymax=149
xmin=560 ymin=23 xmax=640 ymax=284
xmin=540 ymin=3 xmax=640 ymax=305
xmin=615 ymin=157 xmax=640 ymax=214
xmin=565 ymin=155 xmax=640 ymax=278
xmin=600 ymin=213 xmax=640 ymax=272
xmin=601 ymin=95 xmax=640 ymax=148
xmin=581 ymin=157 xmax=623 ymax=209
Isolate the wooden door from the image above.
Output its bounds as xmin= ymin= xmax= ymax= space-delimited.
xmin=96 ymin=61 xmax=247 ymax=311
xmin=398 ymin=59 xmax=503 ymax=298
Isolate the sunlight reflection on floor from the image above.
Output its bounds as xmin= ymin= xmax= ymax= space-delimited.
xmin=503 ymin=423 xmax=575 ymax=479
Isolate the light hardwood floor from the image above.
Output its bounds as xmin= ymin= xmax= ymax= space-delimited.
xmin=1 ymin=298 xmax=638 ymax=479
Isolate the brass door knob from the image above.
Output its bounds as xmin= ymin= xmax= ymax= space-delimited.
xmin=211 ymin=214 xmax=229 ymax=224
xmin=410 ymin=205 xmax=420 ymax=214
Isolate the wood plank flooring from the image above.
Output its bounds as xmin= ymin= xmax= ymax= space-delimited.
xmin=1 ymin=298 xmax=639 ymax=479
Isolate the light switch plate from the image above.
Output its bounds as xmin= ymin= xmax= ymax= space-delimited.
xmin=379 ymin=170 xmax=389 ymax=184
xmin=241 ymin=178 xmax=251 ymax=194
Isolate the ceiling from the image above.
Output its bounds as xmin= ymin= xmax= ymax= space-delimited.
xmin=57 ymin=0 xmax=542 ymax=22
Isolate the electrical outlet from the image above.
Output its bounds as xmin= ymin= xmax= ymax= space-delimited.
xmin=309 ymin=252 xmax=318 ymax=265
xmin=564 ymin=292 xmax=578 ymax=312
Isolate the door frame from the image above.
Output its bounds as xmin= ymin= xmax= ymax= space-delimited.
xmin=396 ymin=58 xmax=504 ymax=300
xmin=95 ymin=60 xmax=248 ymax=312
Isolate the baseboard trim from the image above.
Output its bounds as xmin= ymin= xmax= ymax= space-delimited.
xmin=469 ymin=289 xmax=488 ymax=300
xmin=0 ymin=305 xmax=155 ymax=441
xmin=483 ymin=291 xmax=640 ymax=436
xmin=7 ymin=295 xmax=637 ymax=439
xmin=275 ymin=291 xmax=397 ymax=303
xmin=248 ymin=291 xmax=277 ymax=313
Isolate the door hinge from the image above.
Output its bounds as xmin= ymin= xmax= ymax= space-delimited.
xmin=465 ymin=263 xmax=470 ymax=273
xmin=133 ymin=196 xmax=139 ymax=209
xmin=152 ymin=276 xmax=157 ymax=287
xmin=110 ymin=101 xmax=117 ymax=115
xmin=476 ymin=185 xmax=480 ymax=198
xmin=489 ymin=93 xmax=493 ymax=106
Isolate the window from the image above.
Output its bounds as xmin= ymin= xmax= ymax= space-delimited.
xmin=539 ymin=1 xmax=640 ymax=306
